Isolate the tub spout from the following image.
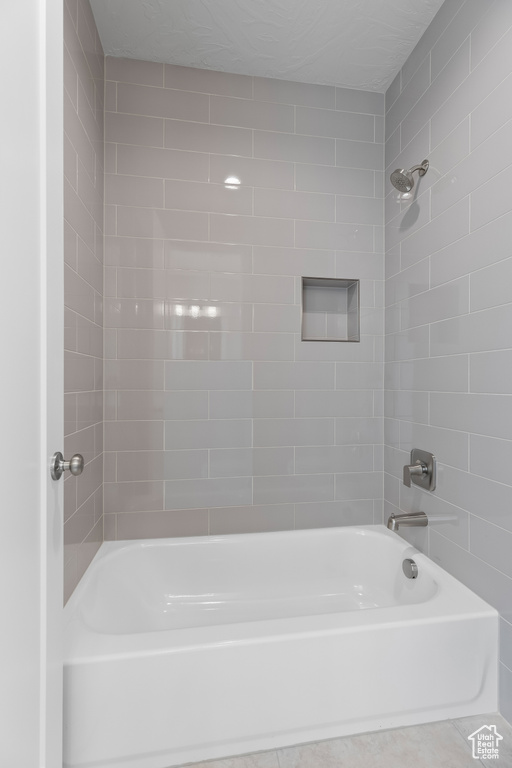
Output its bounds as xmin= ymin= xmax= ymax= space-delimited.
xmin=387 ymin=511 xmax=428 ymax=532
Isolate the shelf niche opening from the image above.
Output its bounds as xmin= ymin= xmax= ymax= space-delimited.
xmin=301 ymin=277 xmax=360 ymax=342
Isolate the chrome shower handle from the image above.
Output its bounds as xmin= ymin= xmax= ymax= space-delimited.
xmin=402 ymin=449 xmax=436 ymax=491
xmin=403 ymin=460 xmax=428 ymax=488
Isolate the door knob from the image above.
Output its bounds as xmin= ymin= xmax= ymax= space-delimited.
xmin=50 ymin=452 xmax=84 ymax=481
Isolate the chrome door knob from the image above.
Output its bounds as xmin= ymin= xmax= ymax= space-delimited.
xmin=50 ymin=452 xmax=84 ymax=481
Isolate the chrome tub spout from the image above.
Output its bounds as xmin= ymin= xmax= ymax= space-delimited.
xmin=387 ymin=511 xmax=428 ymax=532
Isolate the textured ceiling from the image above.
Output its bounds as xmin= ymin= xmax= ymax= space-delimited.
xmin=90 ymin=0 xmax=446 ymax=92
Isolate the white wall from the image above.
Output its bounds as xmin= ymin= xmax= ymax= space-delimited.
xmin=384 ymin=0 xmax=512 ymax=720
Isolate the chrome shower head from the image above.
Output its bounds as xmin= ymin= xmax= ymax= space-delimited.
xmin=390 ymin=159 xmax=429 ymax=193
xmin=390 ymin=168 xmax=414 ymax=192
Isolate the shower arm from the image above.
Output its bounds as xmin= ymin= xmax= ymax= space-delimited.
xmin=409 ymin=161 xmax=429 ymax=177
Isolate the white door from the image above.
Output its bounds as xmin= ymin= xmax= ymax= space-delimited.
xmin=0 ymin=1 xmax=63 ymax=766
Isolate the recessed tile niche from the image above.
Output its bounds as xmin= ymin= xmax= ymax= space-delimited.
xmin=301 ymin=277 xmax=360 ymax=342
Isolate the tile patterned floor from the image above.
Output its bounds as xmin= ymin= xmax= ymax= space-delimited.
xmin=177 ymin=713 xmax=512 ymax=767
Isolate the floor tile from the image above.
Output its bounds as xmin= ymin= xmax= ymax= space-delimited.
xmin=276 ymin=736 xmax=347 ymax=768
xmin=181 ymin=750 xmax=280 ymax=768
xmin=452 ymin=712 xmax=512 ymax=765
xmin=276 ymin=722 xmax=477 ymax=768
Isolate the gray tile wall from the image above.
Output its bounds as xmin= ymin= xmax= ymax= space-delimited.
xmin=384 ymin=0 xmax=512 ymax=720
xmin=63 ymin=0 xmax=104 ymax=602
xmin=103 ymin=58 xmax=384 ymax=540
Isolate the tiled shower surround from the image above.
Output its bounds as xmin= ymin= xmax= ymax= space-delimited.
xmin=102 ymin=57 xmax=385 ymax=539
xmin=63 ymin=0 xmax=104 ymax=601
xmin=384 ymin=0 xmax=512 ymax=720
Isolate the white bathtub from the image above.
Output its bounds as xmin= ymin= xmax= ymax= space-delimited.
xmin=63 ymin=525 xmax=498 ymax=768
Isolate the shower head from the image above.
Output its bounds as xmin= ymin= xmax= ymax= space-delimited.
xmin=390 ymin=168 xmax=414 ymax=193
xmin=390 ymin=159 xmax=429 ymax=193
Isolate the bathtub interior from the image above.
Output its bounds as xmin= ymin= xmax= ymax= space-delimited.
xmin=75 ymin=526 xmax=438 ymax=634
